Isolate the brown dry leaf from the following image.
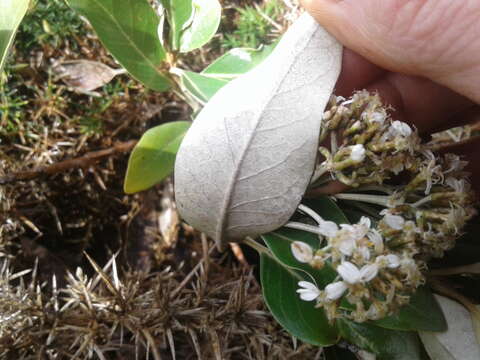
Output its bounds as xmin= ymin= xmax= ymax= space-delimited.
xmin=52 ymin=60 xmax=126 ymax=92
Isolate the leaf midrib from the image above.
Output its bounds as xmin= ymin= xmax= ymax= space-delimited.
xmin=214 ymin=18 xmax=320 ymax=244
xmin=76 ymin=0 xmax=165 ymax=79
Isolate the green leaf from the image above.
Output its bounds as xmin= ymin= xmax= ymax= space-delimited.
xmin=174 ymin=69 xmax=228 ymax=104
xmin=303 ymin=196 xmax=350 ymax=224
xmin=260 ymin=253 xmax=339 ymax=346
xmin=179 ymin=0 xmax=221 ymax=53
xmin=373 ymin=286 xmax=447 ymax=332
xmin=0 ymin=0 xmax=30 ymax=75
xmin=337 ymin=319 xmax=423 ymax=360
xmin=161 ymin=0 xmax=193 ymax=50
xmin=202 ymin=44 xmax=275 ymax=79
xmin=175 ymin=44 xmax=275 ymax=104
xmin=124 ymin=121 xmax=190 ymax=193
xmin=67 ymin=0 xmax=170 ymax=91
xmin=262 ymin=229 xmax=336 ymax=288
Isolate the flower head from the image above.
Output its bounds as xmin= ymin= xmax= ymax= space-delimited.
xmin=350 ymin=144 xmax=366 ymax=162
xmin=390 ymin=120 xmax=412 ymax=137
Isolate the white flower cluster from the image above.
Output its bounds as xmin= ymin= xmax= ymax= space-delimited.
xmin=293 ymin=91 xmax=477 ymax=322
xmin=314 ymin=91 xmax=476 ymax=259
xmin=316 ymin=91 xmax=422 ymax=187
xmin=289 ymin=205 xmax=423 ymax=322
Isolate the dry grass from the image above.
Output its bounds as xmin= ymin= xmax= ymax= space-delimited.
xmin=0 ymin=0 xmax=324 ymax=358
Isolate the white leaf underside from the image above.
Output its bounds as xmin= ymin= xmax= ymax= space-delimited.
xmin=419 ymin=295 xmax=480 ymax=360
xmin=174 ymin=13 xmax=342 ymax=245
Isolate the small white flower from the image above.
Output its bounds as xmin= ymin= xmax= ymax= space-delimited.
xmin=359 ymin=263 xmax=379 ymax=282
xmin=357 ymin=246 xmax=371 ymax=261
xmin=367 ymin=229 xmax=384 ymax=254
xmin=338 ymin=236 xmax=356 ymax=256
xmin=390 ymin=120 xmax=412 ymax=137
xmin=325 ymin=281 xmax=348 ymax=301
xmin=370 ymin=111 xmax=386 ymax=123
xmin=296 ymin=281 xmax=320 ymax=301
xmin=291 ymin=241 xmax=314 ymax=263
xmin=318 ymin=220 xmax=339 ymax=238
xmin=385 ymin=254 xmax=400 ymax=268
xmin=337 ymin=261 xmax=379 ymax=284
xmin=350 ymin=144 xmax=366 ymax=162
xmin=383 ymin=213 xmax=405 ymax=230
xmin=337 ymin=261 xmax=362 ymax=284
xmin=359 ymin=216 xmax=371 ymax=229
xmin=376 ymin=254 xmax=400 ymax=269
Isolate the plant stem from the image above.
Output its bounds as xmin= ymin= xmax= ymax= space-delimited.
xmin=243 ymin=237 xmax=271 ymax=256
xmin=284 ymin=221 xmax=323 ymax=235
xmin=310 ymin=164 xmax=328 ymax=184
xmin=334 ymin=193 xmax=391 ymax=207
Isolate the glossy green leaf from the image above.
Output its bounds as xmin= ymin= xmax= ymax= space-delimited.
xmin=260 ymin=253 xmax=339 ymax=346
xmin=179 ymin=0 xmax=221 ymax=53
xmin=161 ymin=0 xmax=193 ymax=50
xmin=175 ymin=44 xmax=275 ymax=104
xmin=0 ymin=0 xmax=30 ymax=75
xmin=124 ymin=121 xmax=190 ymax=193
xmin=303 ymin=196 xmax=350 ymax=224
xmin=175 ymin=69 xmax=227 ymax=104
xmin=67 ymin=0 xmax=171 ymax=91
xmin=373 ymin=286 xmax=447 ymax=332
xmin=337 ymin=319 xmax=423 ymax=360
xmin=202 ymin=44 xmax=275 ymax=79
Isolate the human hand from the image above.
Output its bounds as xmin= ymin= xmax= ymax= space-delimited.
xmin=302 ymin=0 xmax=480 ymax=192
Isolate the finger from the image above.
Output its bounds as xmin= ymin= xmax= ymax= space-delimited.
xmin=365 ymin=73 xmax=474 ymax=134
xmin=301 ymin=0 xmax=480 ymax=103
xmin=334 ymin=49 xmax=386 ymax=97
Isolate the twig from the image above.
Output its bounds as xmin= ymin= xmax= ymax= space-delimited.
xmin=170 ymin=245 xmax=215 ymax=299
xmin=0 ymin=140 xmax=137 ymax=184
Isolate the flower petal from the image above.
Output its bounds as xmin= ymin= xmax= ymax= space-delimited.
xmin=325 ymin=281 xmax=348 ymax=301
xmin=337 ymin=261 xmax=362 ymax=284
xmin=318 ymin=220 xmax=339 ymax=237
xmin=383 ymin=213 xmax=405 ymax=230
xmin=291 ymin=241 xmax=314 ymax=263
xmin=360 ymin=263 xmax=379 ymax=282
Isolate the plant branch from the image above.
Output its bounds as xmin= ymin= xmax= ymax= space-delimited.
xmin=0 ymin=140 xmax=137 ymax=184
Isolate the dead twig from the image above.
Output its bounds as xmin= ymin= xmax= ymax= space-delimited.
xmin=0 ymin=140 xmax=137 ymax=184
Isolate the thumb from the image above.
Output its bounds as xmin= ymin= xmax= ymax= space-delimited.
xmin=301 ymin=0 xmax=480 ymax=103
